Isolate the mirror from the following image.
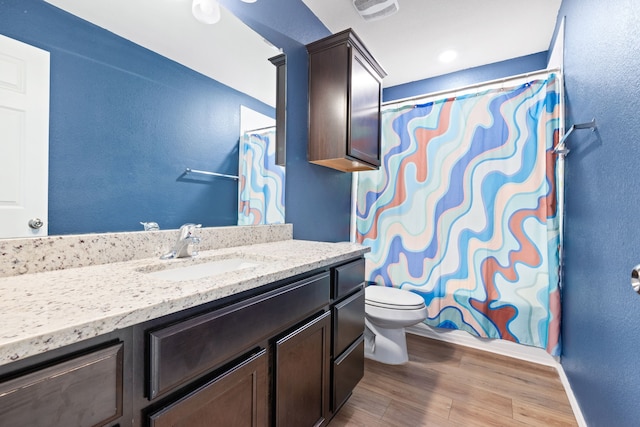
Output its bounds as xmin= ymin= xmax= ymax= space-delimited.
xmin=0 ymin=0 xmax=281 ymax=237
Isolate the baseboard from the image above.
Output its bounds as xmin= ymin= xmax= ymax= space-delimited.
xmin=406 ymin=323 xmax=557 ymax=366
xmin=406 ymin=324 xmax=587 ymax=426
xmin=555 ymin=359 xmax=588 ymax=427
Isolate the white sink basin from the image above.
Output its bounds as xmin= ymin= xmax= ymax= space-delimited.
xmin=142 ymin=256 xmax=267 ymax=282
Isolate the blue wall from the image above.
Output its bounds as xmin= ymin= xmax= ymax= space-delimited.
xmin=0 ymin=0 xmax=273 ymax=234
xmin=556 ymin=0 xmax=640 ymax=425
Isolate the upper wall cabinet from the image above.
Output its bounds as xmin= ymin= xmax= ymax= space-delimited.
xmin=307 ymin=29 xmax=387 ymax=172
xmin=269 ymin=53 xmax=286 ymax=167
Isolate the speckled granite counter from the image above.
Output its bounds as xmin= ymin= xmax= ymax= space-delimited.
xmin=0 ymin=238 xmax=369 ymax=367
xmin=0 ymin=224 xmax=293 ymax=278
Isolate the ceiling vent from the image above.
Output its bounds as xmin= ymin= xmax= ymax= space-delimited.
xmin=352 ymin=0 xmax=399 ymax=21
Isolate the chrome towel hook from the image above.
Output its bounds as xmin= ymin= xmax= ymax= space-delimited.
xmin=553 ymin=118 xmax=597 ymax=156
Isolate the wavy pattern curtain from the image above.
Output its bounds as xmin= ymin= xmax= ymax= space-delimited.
xmin=356 ymin=75 xmax=562 ymax=355
xmin=238 ymin=128 xmax=285 ymax=225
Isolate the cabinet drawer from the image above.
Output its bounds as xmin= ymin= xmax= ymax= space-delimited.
xmin=0 ymin=343 xmax=123 ymax=427
xmin=149 ymin=350 xmax=268 ymax=427
xmin=149 ymin=272 xmax=330 ymax=399
xmin=333 ymin=287 xmax=365 ymax=356
xmin=332 ymin=336 xmax=364 ymax=411
xmin=332 ymin=258 xmax=365 ymax=299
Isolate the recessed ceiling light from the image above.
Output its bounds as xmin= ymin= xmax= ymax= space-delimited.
xmin=192 ymin=0 xmax=221 ymax=24
xmin=438 ymin=49 xmax=458 ymax=63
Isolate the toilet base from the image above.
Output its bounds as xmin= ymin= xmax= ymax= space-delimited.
xmin=364 ymin=319 xmax=409 ymax=365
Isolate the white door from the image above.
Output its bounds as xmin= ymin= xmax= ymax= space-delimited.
xmin=0 ymin=35 xmax=50 ymax=238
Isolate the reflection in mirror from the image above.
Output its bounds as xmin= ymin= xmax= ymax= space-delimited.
xmin=238 ymin=106 xmax=285 ymax=225
xmin=269 ymin=54 xmax=287 ymax=166
xmin=0 ymin=0 xmax=280 ymax=238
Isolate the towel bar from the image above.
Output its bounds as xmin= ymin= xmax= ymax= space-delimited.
xmin=184 ymin=168 xmax=239 ymax=180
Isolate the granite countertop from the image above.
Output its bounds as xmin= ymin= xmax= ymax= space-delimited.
xmin=0 ymin=239 xmax=369 ymax=367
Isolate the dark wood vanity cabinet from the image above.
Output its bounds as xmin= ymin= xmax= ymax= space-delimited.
xmin=141 ymin=271 xmax=331 ymax=427
xmin=143 ymin=259 xmax=365 ymax=427
xmin=307 ymin=29 xmax=386 ymax=172
xmin=0 ymin=257 xmax=366 ymax=427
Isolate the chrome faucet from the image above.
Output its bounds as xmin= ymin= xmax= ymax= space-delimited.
xmin=160 ymin=223 xmax=202 ymax=259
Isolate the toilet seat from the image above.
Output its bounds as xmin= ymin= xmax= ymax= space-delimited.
xmin=365 ymin=286 xmax=425 ymax=310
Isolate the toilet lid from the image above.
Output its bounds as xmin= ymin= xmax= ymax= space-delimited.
xmin=365 ymin=286 xmax=426 ymax=310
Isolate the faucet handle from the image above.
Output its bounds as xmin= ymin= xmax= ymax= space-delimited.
xmin=178 ymin=223 xmax=202 ymax=238
xmin=185 ymin=223 xmax=202 ymax=227
xmin=140 ymin=221 xmax=160 ymax=231
xmin=179 ymin=223 xmax=202 ymax=229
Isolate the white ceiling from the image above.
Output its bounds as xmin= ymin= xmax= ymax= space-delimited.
xmin=44 ymin=0 xmax=561 ymax=102
xmin=44 ymin=0 xmax=279 ymax=106
xmin=302 ymin=0 xmax=562 ymax=87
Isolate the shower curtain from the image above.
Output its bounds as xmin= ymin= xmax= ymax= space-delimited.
xmin=356 ymin=74 xmax=562 ymax=355
xmin=238 ymin=128 xmax=285 ymax=225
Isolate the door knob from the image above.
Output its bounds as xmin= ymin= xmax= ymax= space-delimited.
xmin=28 ymin=218 xmax=44 ymax=229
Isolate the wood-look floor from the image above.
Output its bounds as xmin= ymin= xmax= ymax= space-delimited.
xmin=329 ymin=334 xmax=578 ymax=427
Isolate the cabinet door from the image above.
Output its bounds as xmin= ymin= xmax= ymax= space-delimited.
xmin=0 ymin=343 xmax=123 ymax=427
xmin=348 ymin=48 xmax=382 ymax=168
xmin=148 ymin=350 xmax=268 ymax=427
xmin=275 ymin=311 xmax=331 ymax=427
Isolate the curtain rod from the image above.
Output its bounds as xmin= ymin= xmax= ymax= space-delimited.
xmin=382 ymin=67 xmax=561 ymax=107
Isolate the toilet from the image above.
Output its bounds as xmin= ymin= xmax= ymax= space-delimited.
xmin=364 ymin=285 xmax=428 ymax=365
